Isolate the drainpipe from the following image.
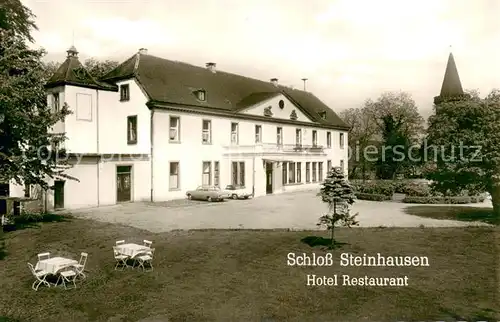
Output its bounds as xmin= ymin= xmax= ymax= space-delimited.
xmin=150 ymin=109 xmax=154 ymax=202
xmin=252 ymin=147 xmax=255 ymax=197
xmin=96 ymin=90 xmax=100 ymax=206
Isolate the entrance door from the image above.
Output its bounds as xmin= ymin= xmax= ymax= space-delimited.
xmin=117 ymin=166 xmax=132 ymax=202
xmin=266 ymin=162 xmax=273 ymax=194
xmin=54 ymin=180 xmax=65 ymax=209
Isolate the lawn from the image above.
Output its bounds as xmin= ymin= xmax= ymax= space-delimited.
xmin=404 ymin=205 xmax=500 ymax=225
xmin=0 ymin=215 xmax=498 ymax=321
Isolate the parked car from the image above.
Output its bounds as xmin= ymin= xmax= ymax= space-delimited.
xmin=225 ymin=185 xmax=253 ymax=200
xmin=186 ymin=185 xmax=231 ymax=202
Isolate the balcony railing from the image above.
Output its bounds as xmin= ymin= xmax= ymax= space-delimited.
xmin=222 ymin=143 xmax=324 ymax=154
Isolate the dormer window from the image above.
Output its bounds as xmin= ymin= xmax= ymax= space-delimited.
xmin=319 ymin=111 xmax=326 ymax=119
xmin=120 ymin=84 xmax=130 ymax=102
xmin=195 ymin=89 xmax=206 ymax=101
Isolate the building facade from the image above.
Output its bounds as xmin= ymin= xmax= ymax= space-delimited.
xmin=10 ymin=47 xmax=349 ymax=210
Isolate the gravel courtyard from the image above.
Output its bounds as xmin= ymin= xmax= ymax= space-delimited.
xmin=66 ymin=190 xmax=493 ymax=232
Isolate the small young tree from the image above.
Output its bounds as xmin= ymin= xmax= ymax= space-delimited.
xmin=317 ymin=167 xmax=359 ymax=248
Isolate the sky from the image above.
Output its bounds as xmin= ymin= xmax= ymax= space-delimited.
xmin=24 ymin=0 xmax=500 ymax=120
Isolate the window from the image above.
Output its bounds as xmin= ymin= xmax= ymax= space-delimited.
xmin=296 ymin=162 xmax=302 ymax=183
xmin=231 ymin=162 xmax=245 ymax=186
xmin=288 ymin=162 xmax=296 ymax=183
xmin=120 ymin=84 xmax=130 ymax=101
xmin=169 ymin=116 xmax=180 ymax=142
xmin=53 ymin=93 xmax=60 ymax=112
xmin=340 ymin=159 xmax=345 ymax=172
xmin=318 ymin=162 xmax=323 ymax=182
xmin=277 ymin=127 xmax=283 ymax=146
xmin=312 ymin=162 xmax=317 ymax=182
xmin=282 ymin=162 xmax=287 ymax=184
xmin=312 ymin=130 xmax=318 ymax=147
xmin=202 ymin=120 xmax=211 ymax=144
xmin=214 ymin=161 xmax=220 ymax=187
xmin=169 ymin=162 xmax=179 ymax=190
xmin=296 ymin=129 xmax=302 ymax=147
xmin=306 ymin=162 xmax=310 ymax=183
xmin=202 ymin=161 xmax=212 ymax=185
xmin=197 ymin=90 xmax=206 ymax=101
xmin=127 ymin=115 xmax=137 ymax=145
xmin=255 ymin=125 xmax=262 ymax=143
xmin=327 ymin=132 xmax=331 ymax=148
xmin=24 ymin=183 xmax=31 ymax=198
xmin=340 ymin=133 xmax=345 ymax=149
xmin=327 ymin=160 xmax=332 ymax=172
xmin=231 ymin=122 xmax=239 ymax=144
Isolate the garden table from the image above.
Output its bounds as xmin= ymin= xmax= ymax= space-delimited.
xmin=115 ymin=243 xmax=150 ymax=258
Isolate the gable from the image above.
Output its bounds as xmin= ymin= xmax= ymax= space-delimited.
xmin=239 ymin=94 xmax=315 ymax=123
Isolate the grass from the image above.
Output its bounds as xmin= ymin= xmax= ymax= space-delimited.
xmin=404 ymin=206 xmax=500 ymax=225
xmin=0 ymin=215 xmax=498 ymax=321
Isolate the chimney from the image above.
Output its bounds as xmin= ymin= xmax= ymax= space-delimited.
xmin=270 ymin=78 xmax=278 ymax=87
xmin=206 ymin=62 xmax=216 ymax=73
xmin=138 ymin=48 xmax=148 ymax=55
xmin=301 ymin=78 xmax=308 ymax=91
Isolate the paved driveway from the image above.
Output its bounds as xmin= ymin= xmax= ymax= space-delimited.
xmin=68 ymin=190 xmax=493 ymax=232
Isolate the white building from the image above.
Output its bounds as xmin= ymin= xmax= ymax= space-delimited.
xmin=10 ymin=47 xmax=349 ymax=210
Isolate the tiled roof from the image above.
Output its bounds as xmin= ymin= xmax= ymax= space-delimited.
xmin=45 ymin=47 xmax=117 ymax=91
xmin=101 ymin=53 xmax=348 ymax=129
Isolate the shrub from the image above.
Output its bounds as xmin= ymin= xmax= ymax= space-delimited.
xmin=355 ymin=193 xmax=391 ymax=201
xmin=350 ymin=180 xmax=395 ymax=196
xmin=403 ymin=196 xmax=476 ymax=204
xmin=401 ymin=183 xmax=432 ymax=197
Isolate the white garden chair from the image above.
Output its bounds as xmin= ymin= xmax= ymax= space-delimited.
xmin=113 ymin=246 xmax=129 ymax=270
xmin=57 ymin=268 xmax=77 ymax=290
xmin=143 ymin=240 xmax=152 ymax=248
xmin=134 ymin=248 xmax=155 ymax=272
xmin=27 ymin=262 xmax=51 ymax=291
xmin=37 ymin=252 xmax=50 ymax=261
xmin=74 ymin=252 xmax=88 ymax=279
xmin=115 ymin=240 xmax=125 ymax=245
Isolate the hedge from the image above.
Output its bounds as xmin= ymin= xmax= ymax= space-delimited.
xmin=402 ymin=196 xmax=484 ymax=204
xmin=355 ymin=193 xmax=391 ymax=201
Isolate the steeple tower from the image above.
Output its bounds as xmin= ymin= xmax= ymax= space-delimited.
xmin=434 ymin=51 xmax=469 ymax=104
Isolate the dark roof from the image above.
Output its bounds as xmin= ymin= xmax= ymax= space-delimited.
xmin=438 ymin=52 xmax=464 ymax=97
xmin=101 ymin=53 xmax=348 ymax=129
xmin=45 ymin=47 xmax=117 ymax=91
xmin=433 ymin=52 xmax=470 ymax=105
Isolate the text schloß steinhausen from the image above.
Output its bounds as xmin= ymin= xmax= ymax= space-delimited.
xmin=287 ymin=252 xmax=430 ymax=267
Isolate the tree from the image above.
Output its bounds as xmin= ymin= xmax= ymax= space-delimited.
xmin=375 ymin=114 xmax=413 ymax=179
xmin=0 ymin=0 xmax=37 ymax=42
xmin=426 ymin=89 xmax=500 ymax=217
xmin=339 ymin=105 xmax=378 ymax=179
xmin=340 ymin=91 xmax=425 ymax=180
xmin=83 ymin=58 xmax=119 ymax=79
xmin=0 ymin=0 xmax=71 ymax=190
xmin=317 ymin=167 xmax=359 ymax=248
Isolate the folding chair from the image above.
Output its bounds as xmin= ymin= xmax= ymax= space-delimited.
xmin=27 ymin=262 xmax=51 ymax=291
xmin=74 ymin=252 xmax=88 ymax=279
xmin=37 ymin=252 xmax=50 ymax=261
xmin=115 ymin=240 xmax=125 ymax=245
xmin=113 ymin=246 xmax=128 ymax=270
xmin=57 ymin=268 xmax=77 ymax=290
xmin=134 ymin=248 xmax=155 ymax=272
xmin=143 ymin=240 xmax=152 ymax=248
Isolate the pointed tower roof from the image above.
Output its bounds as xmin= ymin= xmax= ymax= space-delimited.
xmin=44 ymin=46 xmax=117 ymax=91
xmin=434 ymin=52 xmax=469 ymax=104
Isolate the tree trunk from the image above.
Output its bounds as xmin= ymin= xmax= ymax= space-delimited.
xmin=490 ymin=184 xmax=500 ymax=218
